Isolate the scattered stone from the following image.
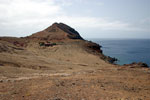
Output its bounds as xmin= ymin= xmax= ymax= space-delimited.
xmin=0 ymin=80 xmax=3 ymax=83
xmin=100 ymin=84 xmax=104 ymax=88
xmin=53 ymin=97 xmax=64 ymax=100
xmin=0 ymin=63 xmax=4 ymax=66
xmin=60 ymin=81 xmax=65 ymax=86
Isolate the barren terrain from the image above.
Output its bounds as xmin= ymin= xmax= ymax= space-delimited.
xmin=0 ymin=23 xmax=150 ymax=100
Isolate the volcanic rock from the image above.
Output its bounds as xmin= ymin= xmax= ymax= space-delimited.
xmin=28 ymin=22 xmax=83 ymax=41
xmin=124 ymin=62 xmax=149 ymax=68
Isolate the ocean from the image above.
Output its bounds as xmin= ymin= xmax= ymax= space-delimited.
xmin=88 ymin=38 xmax=150 ymax=66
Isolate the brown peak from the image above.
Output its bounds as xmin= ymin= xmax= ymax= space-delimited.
xmin=50 ymin=22 xmax=70 ymax=28
xmin=51 ymin=22 xmax=80 ymax=35
xmin=45 ymin=22 xmax=83 ymax=40
xmin=51 ymin=22 xmax=59 ymax=26
xmin=45 ymin=22 xmax=78 ymax=34
xmin=29 ymin=22 xmax=83 ymax=40
xmin=45 ymin=22 xmax=65 ymax=30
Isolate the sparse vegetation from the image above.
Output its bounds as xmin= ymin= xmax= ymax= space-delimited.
xmin=39 ymin=41 xmax=57 ymax=47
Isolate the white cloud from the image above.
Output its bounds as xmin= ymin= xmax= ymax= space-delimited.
xmin=51 ymin=16 xmax=147 ymax=32
xmin=0 ymin=0 xmax=149 ymax=37
xmin=0 ymin=0 xmax=63 ymax=36
xmin=0 ymin=0 xmax=61 ymax=19
xmin=55 ymin=0 xmax=72 ymax=6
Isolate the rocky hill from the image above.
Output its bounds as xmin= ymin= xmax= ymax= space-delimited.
xmin=28 ymin=22 xmax=83 ymax=40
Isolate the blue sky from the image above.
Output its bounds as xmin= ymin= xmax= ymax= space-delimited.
xmin=0 ymin=0 xmax=150 ymax=38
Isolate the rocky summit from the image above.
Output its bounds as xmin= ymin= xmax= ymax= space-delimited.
xmin=29 ymin=22 xmax=83 ymax=40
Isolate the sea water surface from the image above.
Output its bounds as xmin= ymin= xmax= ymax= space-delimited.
xmin=88 ymin=38 xmax=150 ymax=66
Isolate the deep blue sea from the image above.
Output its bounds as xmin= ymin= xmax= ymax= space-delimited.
xmin=88 ymin=38 xmax=150 ymax=66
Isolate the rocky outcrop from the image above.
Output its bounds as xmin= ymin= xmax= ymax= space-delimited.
xmin=100 ymin=56 xmax=118 ymax=64
xmin=124 ymin=62 xmax=149 ymax=68
xmin=83 ymin=41 xmax=117 ymax=64
xmin=84 ymin=41 xmax=102 ymax=53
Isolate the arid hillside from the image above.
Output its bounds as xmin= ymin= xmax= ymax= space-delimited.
xmin=0 ymin=23 xmax=150 ymax=100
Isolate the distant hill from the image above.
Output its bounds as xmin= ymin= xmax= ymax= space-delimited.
xmin=28 ymin=22 xmax=83 ymax=40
